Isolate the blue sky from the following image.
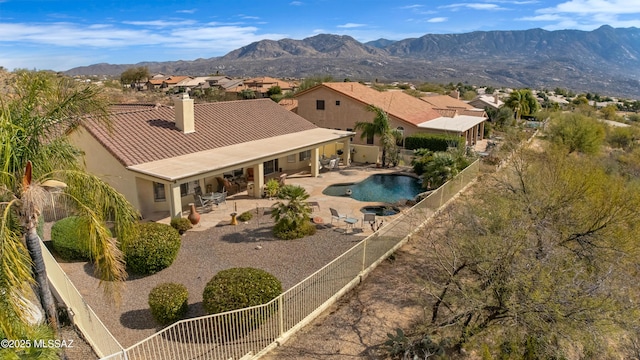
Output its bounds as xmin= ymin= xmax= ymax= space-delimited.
xmin=1 ymin=0 xmax=639 ymax=71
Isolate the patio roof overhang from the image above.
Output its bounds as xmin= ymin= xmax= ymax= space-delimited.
xmin=416 ymin=115 xmax=487 ymax=133
xmin=126 ymin=128 xmax=355 ymax=183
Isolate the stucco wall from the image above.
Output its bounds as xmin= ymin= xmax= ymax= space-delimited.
xmin=296 ymin=87 xmax=419 ymax=146
xmin=68 ymin=129 xmax=141 ymax=211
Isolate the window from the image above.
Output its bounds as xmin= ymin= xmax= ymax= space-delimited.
xmin=180 ymin=180 xmax=200 ymax=197
xmin=366 ymin=133 xmax=374 ymax=145
xmin=153 ymin=182 xmax=166 ymax=202
xmin=223 ymin=168 xmax=244 ymax=178
xmin=316 ymin=100 xmax=325 ymax=110
xmin=287 ymin=154 xmax=296 ymax=163
xmin=335 ymin=100 xmax=341 ymax=106
xmin=396 ymin=126 xmax=405 ymax=147
xmin=264 ymin=159 xmax=279 ymax=175
xmin=299 ymin=150 xmax=311 ymax=161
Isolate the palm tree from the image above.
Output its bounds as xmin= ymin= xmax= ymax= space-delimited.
xmin=504 ymin=89 xmax=539 ymax=121
xmin=271 ymin=185 xmax=312 ymax=238
xmin=354 ymin=105 xmax=402 ymax=167
xmin=0 ymin=70 xmax=139 ymax=338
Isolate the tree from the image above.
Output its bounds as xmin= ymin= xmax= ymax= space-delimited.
xmin=354 ymin=105 xmax=402 ymax=167
xmin=600 ymin=104 xmax=619 ymax=120
xmin=0 ymin=70 xmax=139 ymax=338
xmin=415 ymin=148 xmax=640 ymax=357
xmin=503 ymin=89 xmax=539 ymax=120
xmin=546 ymin=112 xmax=605 ymax=154
xmin=120 ymin=66 xmax=150 ymax=89
xmin=240 ymin=89 xmax=256 ymax=99
xmin=486 ymin=106 xmax=515 ymax=128
xmin=420 ymin=152 xmax=459 ymax=190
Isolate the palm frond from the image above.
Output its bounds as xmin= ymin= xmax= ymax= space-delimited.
xmin=0 ymin=198 xmax=37 ymax=339
xmin=46 ymin=169 xmax=139 ymax=300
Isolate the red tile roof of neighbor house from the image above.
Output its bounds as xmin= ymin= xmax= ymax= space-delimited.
xmin=298 ymin=82 xmax=444 ymax=126
xmin=421 ymin=95 xmax=486 ymax=118
xmin=82 ymin=99 xmax=317 ymax=167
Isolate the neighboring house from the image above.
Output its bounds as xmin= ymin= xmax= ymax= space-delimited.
xmin=278 ymin=98 xmax=298 ymax=113
xmin=145 ymin=75 xmax=191 ymax=91
xmin=69 ymin=96 xmax=353 ymax=219
xmin=227 ymin=77 xmax=298 ymax=98
xmin=420 ymin=94 xmax=487 ymax=118
xmin=294 ymin=82 xmax=486 ymax=148
xmin=468 ymin=94 xmax=504 ymax=111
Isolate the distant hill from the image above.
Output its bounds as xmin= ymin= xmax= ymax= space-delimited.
xmin=65 ymin=26 xmax=640 ymax=98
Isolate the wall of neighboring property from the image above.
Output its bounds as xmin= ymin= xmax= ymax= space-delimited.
xmin=68 ymin=130 xmax=142 ymax=212
xmin=296 ymin=87 xmax=419 ymax=146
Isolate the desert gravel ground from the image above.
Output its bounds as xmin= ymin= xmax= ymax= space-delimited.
xmin=55 ymin=215 xmax=366 ymax=350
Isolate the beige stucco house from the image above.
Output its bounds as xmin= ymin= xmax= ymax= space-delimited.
xmin=294 ymin=82 xmax=486 ymax=148
xmin=69 ymin=96 xmax=353 ymax=219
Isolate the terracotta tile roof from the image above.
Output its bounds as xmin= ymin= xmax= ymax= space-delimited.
xmin=420 ymin=94 xmax=475 ymax=110
xmin=433 ymin=108 xmax=458 ymax=117
xmin=278 ymin=98 xmax=298 ymax=111
xmin=300 ymin=82 xmax=442 ymax=126
xmin=83 ymin=99 xmax=317 ymax=167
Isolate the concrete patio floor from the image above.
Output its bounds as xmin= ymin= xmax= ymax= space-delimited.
xmin=162 ymin=164 xmax=413 ymax=236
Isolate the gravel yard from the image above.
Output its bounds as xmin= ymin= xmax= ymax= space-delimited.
xmin=56 ymin=215 xmax=365 ymax=349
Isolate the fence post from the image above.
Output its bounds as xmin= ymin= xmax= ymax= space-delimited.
xmin=361 ymin=238 xmax=367 ymax=272
xmin=278 ymin=296 xmax=284 ymax=337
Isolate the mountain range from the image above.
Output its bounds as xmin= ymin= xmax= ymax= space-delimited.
xmin=66 ymin=25 xmax=640 ymax=98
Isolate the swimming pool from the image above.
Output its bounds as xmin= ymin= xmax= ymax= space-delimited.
xmin=322 ymin=174 xmax=422 ymax=203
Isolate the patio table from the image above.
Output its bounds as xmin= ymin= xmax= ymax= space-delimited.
xmin=343 ymin=217 xmax=359 ymax=234
xmin=202 ymin=192 xmax=224 ymax=205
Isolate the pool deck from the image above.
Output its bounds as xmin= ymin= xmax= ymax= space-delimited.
xmin=157 ymin=164 xmax=414 ymax=236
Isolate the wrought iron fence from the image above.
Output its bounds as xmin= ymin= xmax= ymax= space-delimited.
xmin=99 ymin=160 xmax=479 ymax=360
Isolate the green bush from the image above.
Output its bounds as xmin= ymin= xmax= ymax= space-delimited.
xmin=123 ymin=223 xmax=181 ymax=275
xmin=404 ymin=133 xmax=465 ymax=151
xmin=148 ymin=283 xmax=189 ymax=325
xmin=237 ymin=211 xmax=253 ymax=222
xmin=203 ymin=267 xmax=282 ymax=318
xmin=273 ymin=220 xmax=316 ymax=240
xmin=51 ymin=216 xmax=92 ymax=261
xmin=170 ymin=217 xmax=192 ymax=234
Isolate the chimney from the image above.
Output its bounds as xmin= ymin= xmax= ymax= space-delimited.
xmin=174 ymin=93 xmax=195 ymax=134
xmin=449 ymin=90 xmax=459 ymax=100
xmin=494 ymin=94 xmax=499 ymax=104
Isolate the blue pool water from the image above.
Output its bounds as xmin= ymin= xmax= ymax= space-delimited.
xmin=322 ymin=174 xmax=422 ymax=203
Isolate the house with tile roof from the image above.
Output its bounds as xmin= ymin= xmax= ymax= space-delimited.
xmin=420 ymin=94 xmax=487 ymax=118
xmin=294 ymin=82 xmax=486 ymax=149
xmin=69 ymin=96 xmax=353 ymax=219
xmin=468 ymin=94 xmax=504 ymax=111
xmin=226 ymin=77 xmax=298 ymax=99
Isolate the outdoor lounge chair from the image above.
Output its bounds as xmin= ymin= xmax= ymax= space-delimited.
xmin=214 ymin=191 xmax=227 ymax=208
xmin=330 ymin=208 xmax=347 ymax=225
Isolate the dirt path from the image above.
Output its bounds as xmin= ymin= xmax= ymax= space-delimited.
xmin=261 ymin=232 xmax=432 ymax=360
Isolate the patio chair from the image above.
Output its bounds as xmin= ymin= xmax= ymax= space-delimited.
xmin=330 ymin=208 xmax=347 ymax=225
xmin=214 ymin=191 xmax=227 ymax=208
xmin=193 ymin=194 xmax=212 ymax=212
xmin=362 ymin=213 xmax=377 ymax=231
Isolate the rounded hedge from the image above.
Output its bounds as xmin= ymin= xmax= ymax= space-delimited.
xmin=170 ymin=217 xmax=192 ymax=234
xmin=203 ymin=267 xmax=282 ymax=315
xmin=123 ymin=222 xmax=181 ymax=275
xmin=148 ymin=283 xmax=189 ymax=325
xmin=273 ymin=220 xmax=317 ymax=240
xmin=51 ymin=216 xmax=92 ymax=261
xmin=237 ymin=211 xmax=253 ymax=222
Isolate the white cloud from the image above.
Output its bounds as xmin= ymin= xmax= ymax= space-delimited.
xmin=538 ymin=0 xmax=640 ymax=15
xmin=400 ymin=4 xmax=424 ymax=9
xmin=290 ymin=1 xmax=303 ymax=5
xmin=441 ymin=3 xmax=506 ymax=11
xmin=176 ymin=9 xmax=196 ymax=14
xmin=123 ymin=20 xmax=197 ymax=27
xmin=427 ymin=17 xmax=448 ymax=23
xmin=337 ymin=23 xmax=366 ymax=28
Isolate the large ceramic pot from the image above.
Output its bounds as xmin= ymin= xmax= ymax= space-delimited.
xmin=188 ymin=203 xmax=200 ymax=225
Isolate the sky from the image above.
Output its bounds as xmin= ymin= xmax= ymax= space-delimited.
xmin=1 ymin=0 xmax=639 ymax=72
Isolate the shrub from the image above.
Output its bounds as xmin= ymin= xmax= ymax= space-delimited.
xmin=203 ymin=267 xmax=282 ymax=320
xmin=264 ymin=179 xmax=280 ymax=198
xmin=273 ymin=220 xmax=317 ymax=240
xmin=237 ymin=211 xmax=253 ymax=222
xmin=123 ymin=223 xmax=181 ymax=275
xmin=170 ymin=217 xmax=192 ymax=234
xmin=404 ymin=133 xmax=465 ymax=151
xmin=148 ymin=283 xmax=189 ymax=325
xmin=51 ymin=216 xmax=92 ymax=261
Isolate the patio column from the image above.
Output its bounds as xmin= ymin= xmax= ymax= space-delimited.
xmin=479 ymin=122 xmax=485 ymax=140
xmin=341 ymin=139 xmax=351 ymax=165
xmin=252 ymin=164 xmax=264 ymax=198
xmin=310 ymin=147 xmax=320 ymax=177
xmin=168 ymin=182 xmax=182 ymax=218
